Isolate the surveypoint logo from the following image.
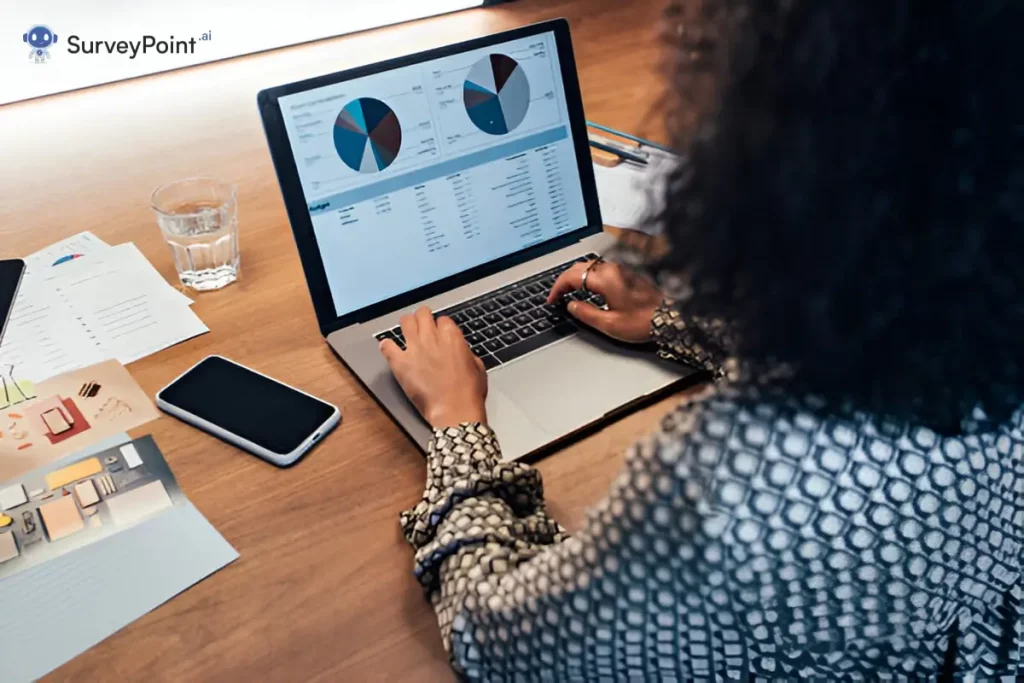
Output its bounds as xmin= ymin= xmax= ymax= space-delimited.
xmin=24 ymin=25 xmax=58 ymax=63
xmin=21 ymin=26 xmax=214 ymax=64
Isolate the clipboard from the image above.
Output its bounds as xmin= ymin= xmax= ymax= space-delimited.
xmin=586 ymin=121 xmax=674 ymax=168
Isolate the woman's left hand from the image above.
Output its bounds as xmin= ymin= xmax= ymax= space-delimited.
xmin=379 ymin=306 xmax=488 ymax=428
xmin=547 ymin=259 xmax=663 ymax=343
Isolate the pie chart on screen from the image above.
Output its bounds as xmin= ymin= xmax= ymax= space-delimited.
xmin=464 ymin=54 xmax=531 ymax=135
xmin=333 ymin=97 xmax=402 ymax=173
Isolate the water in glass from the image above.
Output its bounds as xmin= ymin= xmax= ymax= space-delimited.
xmin=152 ymin=179 xmax=239 ymax=291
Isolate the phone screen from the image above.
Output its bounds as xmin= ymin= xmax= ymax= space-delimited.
xmin=0 ymin=259 xmax=26 ymax=343
xmin=159 ymin=356 xmax=336 ymax=455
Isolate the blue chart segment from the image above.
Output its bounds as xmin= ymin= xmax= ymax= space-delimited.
xmin=463 ymin=54 xmax=531 ymax=136
xmin=333 ymin=98 xmax=403 ymax=174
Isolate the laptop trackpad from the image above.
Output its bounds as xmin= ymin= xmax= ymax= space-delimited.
xmin=484 ymin=386 xmax=552 ymax=460
xmin=490 ymin=334 xmax=679 ymax=436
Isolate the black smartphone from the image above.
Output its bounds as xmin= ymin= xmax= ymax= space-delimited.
xmin=156 ymin=355 xmax=341 ymax=467
xmin=0 ymin=259 xmax=26 ymax=345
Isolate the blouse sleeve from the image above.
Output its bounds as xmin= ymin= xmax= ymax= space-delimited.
xmin=651 ymin=299 xmax=736 ymax=379
xmin=399 ymin=400 xmax=721 ymax=680
xmin=399 ymin=422 xmax=570 ymax=656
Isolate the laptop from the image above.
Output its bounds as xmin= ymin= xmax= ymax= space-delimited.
xmin=257 ymin=19 xmax=695 ymax=461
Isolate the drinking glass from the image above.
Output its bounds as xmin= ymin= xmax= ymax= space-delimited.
xmin=151 ymin=178 xmax=239 ymax=291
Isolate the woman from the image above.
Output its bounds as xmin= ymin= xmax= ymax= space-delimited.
xmin=379 ymin=0 xmax=1023 ymax=679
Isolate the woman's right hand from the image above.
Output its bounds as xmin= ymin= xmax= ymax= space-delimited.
xmin=546 ymin=259 xmax=663 ymax=344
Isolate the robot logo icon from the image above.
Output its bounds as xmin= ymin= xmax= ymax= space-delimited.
xmin=23 ymin=25 xmax=58 ymax=63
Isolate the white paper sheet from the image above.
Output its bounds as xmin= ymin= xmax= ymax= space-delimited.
xmin=0 ymin=240 xmax=208 ymax=382
xmin=594 ymin=163 xmax=654 ymax=230
xmin=0 ymin=277 xmax=108 ymax=381
xmin=593 ymin=149 xmax=678 ymax=233
xmin=45 ymin=242 xmax=193 ymax=308
xmin=36 ymin=247 xmax=208 ymax=367
xmin=23 ymin=231 xmax=111 ymax=276
xmin=25 ymin=232 xmax=192 ymax=308
xmin=100 ymin=243 xmax=192 ymax=308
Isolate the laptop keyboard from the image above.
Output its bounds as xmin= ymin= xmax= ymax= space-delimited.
xmin=374 ymin=254 xmax=605 ymax=370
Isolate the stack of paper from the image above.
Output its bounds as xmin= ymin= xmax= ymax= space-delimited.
xmin=593 ymin=146 xmax=679 ymax=234
xmin=0 ymin=232 xmax=208 ymax=382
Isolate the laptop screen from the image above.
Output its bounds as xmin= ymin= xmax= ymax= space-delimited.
xmin=278 ymin=30 xmax=589 ymax=318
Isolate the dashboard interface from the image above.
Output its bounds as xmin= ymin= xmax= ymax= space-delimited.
xmin=279 ymin=31 xmax=588 ymax=317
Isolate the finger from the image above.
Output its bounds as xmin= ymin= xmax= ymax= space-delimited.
xmin=546 ymin=262 xmax=588 ymax=303
xmin=379 ymin=338 xmax=404 ymax=367
xmin=474 ymin=355 xmax=485 ymax=373
xmin=399 ymin=313 xmax=419 ymax=344
xmin=439 ymin=317 xmax=475 ymax=360
xmin=567 ymin=300 xmax=620 ymax=334
xmin=436 ymin=315 xmax=463 ymax=339
xmin=548 ymin=260 xmax=617 ymax=303
xmin=414 ymin=306 xmax=437 ymax=342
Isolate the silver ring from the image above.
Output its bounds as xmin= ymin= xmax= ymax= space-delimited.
xmin=580 ymin=259 xmax=600 ymax=294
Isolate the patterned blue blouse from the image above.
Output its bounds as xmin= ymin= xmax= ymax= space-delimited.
xmin=400 ymin=303 xmax=1023 ymax=681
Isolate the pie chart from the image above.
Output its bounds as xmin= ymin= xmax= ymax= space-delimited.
xmin=333 ymin=97 xmax=402 ymax=173
xmin=464 ymin=54 xmax=531 ymax=136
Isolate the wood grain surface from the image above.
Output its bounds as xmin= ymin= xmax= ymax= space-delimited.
xmin=0 ymin=1 xmax=697 ymax=680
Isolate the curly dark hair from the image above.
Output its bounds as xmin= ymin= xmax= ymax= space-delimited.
xmin=647 ymin=0 xmax=1024 ymax=433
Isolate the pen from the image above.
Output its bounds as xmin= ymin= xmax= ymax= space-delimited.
xmin=589 ymin=139 xmax=648 ymax=166
xmin=586 ymin=121 xmax=675 ymax=154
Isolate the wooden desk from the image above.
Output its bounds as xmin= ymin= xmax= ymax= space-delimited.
xmin=0 ymin=1 xmax=689 ymax=679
